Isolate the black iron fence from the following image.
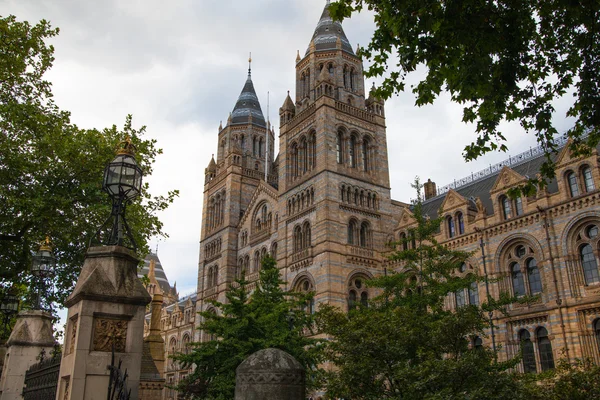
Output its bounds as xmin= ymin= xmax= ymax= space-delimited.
xmin=22 ymin=351 xmax=61 ymax=400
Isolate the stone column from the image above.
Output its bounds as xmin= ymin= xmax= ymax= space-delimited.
xmin=56 ymin=246 xmax=151 ymax=400
xmin=144 ymin=293 xmax=165 ymax=375
xmin=0 ymin=310 xmax=56 ymax=400
xmin=235 ymin=348 xmax=305 ymax=400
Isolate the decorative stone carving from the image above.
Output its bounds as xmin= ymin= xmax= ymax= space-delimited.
xmin=93 ymin=318 xmax=128 ymax=352
xmin=68 ymin=316 xmax=77 ymax=354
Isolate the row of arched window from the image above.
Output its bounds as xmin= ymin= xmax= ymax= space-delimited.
xmin=340 ymin=184 xmax=378 ymax=210
xmin=204 ymin=237 xmax=222 ymax=260
xmin=237 ymin=243 xmax=278 ymax=279
xmin=287 ymin=186 xmax=315 ymax=215
xmin=206 ymin=190 xmax=226 ymax=232
xmin=348 ymin=219 xmax=372 ymax=248
xmin=239 ymin=230 xmax=248 ymax=248
xmin=336 ymin=129 xmax=373 ymax=172
xmin=254 ymin=202 xmax=273 ymax=233
xmin=289 ymin=132 xmax=317 ymax=179
xmin=520 ymin=327 xmax=554 ymax=372
xmin=566 ymin=165 xmax=595 ymax=198
xmin=293 ymin=221 xmax=312 ymax=253
xmin=499 ymin=195 xmax=524 ymax=220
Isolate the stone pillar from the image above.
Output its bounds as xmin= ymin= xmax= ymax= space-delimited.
xmin=144 ymin=293 xmax=165 ymax=375
xmin=56 ymin=246 xmax=151 ymax=400
xmin=235 ymin=348 xmax=305 ymax=400
xmin=0 ymin=310 xmax=56 ymax=400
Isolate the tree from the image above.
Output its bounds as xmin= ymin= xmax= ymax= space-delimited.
xmin=330 ymin=1 xmax=600 ymax=193
xmin=316 ymin=179 xmax=533 ymax=399
xmin=0 ymin=15 xmax=178 ymax=307
xmin=175 ymin=256 xmax=323 ymax=400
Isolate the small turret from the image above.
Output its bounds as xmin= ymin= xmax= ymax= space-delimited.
xmin=280 ymin=91 xmax=296 ymax=125
xmin=205 ymin=154 xmax=217 ymax=184
xmin=366 ymin=82 xmax=385 ymax=116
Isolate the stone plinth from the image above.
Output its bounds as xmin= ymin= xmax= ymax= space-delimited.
xmin=56 ymin=246 xmax=151 ymax=400
xmin=0 ymin=310 xmax=56 ymax=400
xmin=235 ymin=348 xmax=305 ymax=400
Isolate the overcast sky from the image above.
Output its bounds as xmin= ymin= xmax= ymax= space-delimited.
xmin=3 ymin=0 xmax=576 ymax=299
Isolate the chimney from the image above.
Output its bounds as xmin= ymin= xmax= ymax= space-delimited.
xmin=424 ymin=179 xmax=437 ymax=200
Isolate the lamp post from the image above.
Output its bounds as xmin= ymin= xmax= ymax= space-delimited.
xmin=0 ymin=290 xmax=19 ymax=339
xmin=94 ymin=137 xmax=143 ymax=250
xmin=31 ymin=237 xmax=56 ymax=310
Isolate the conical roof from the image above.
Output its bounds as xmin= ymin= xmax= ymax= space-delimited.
xmin=306 ymin=1 xmax=354 ymax=56
xmin=281 ymin=91 xmax=295 ymax=111
xmin=231 ymin=67 xmax=266 ymax=128
xmin=138 ymin=252 xmax=173 ymax=294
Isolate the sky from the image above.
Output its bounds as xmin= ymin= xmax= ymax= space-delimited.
xmin=2 ymin=0 xmax=576 ymax=299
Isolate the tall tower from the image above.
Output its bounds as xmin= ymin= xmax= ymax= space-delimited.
xmin=197 ymin=61 xmax=275 ymax=337
xmin=277 ymin=1 xmax=392 ymax=310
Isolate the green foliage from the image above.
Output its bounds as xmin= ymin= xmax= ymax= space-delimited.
xmin=175 ymin=256 xmax=323 ymax=400
xmin=532 ymin=358 xmax=600 ymax=400
xmin=0 ymin=15 xmax=178 ymax=308
xmin=329 ymin=0 xmax=600 ymax=194
xmin=315 ymin=178 xmax=528 ymax=399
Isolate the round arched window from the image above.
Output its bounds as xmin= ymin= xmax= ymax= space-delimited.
xmin=348 ymin=276 xmax=369 ymax=309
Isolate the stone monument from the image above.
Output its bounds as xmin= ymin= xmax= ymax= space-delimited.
xmin=235 ymin=348 xmax=305 ymax=400
xmin=0 ymin=310 xmax=56 ymax=400
xmin=55 ymin=245 xmax=151 ymax=399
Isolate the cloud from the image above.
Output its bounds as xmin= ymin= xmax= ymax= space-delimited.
xmin=1 ymin=0 xmax=576 ymax=318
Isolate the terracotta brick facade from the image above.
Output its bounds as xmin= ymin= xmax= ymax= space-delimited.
xmin=196 ymin=2 xmax=600 ymax=374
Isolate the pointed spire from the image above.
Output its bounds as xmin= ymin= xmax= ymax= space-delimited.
xmin=296 ymin=50 xmax=300 ymax=63
xmin=230 ymin=57 xmax=266 ymax=128
xmin=219 ymin=121 xmax=222 ymax=131
xmin=306 ymin=0 xmax=355 ymax=55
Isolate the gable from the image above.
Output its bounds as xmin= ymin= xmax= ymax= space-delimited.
xmin=238 ymin=180 xmax=279 ymax=229
xmin=439 ymin=189 xmax=468 ymax=212
xmin=490 ymin=166 xmax=526 ymax=193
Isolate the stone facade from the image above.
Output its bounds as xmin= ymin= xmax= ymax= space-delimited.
xmin=196 ymin=1 xmax=600 ymax=375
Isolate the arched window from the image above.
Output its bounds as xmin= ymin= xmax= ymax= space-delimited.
xmin=594 ymin=319 xmax=600 ymax=352
xmin=537 ymin=327 xmax=555 ymax=371
xmin=237 ymin=258 xmax=244 ymax=279
xmin=527 ymin=258 xmax=542 ymax=294
xmin=581 ymin=243 xmax=600 ymax=284
xmin=343 ymin=65 xmax=348 ymax=88
xmin=348 ymin=219 xmax=358 ymax=245
xmin=501 ymin=196 xmax=512 ymax=220
xmin=271 ymin=242 xmax=278 ymax=259
xmin=582 ymin=166 xmax=595 ymax=192
xmin=348 ymin=275 xmax=368 ymax=309
xmin=294 ymin=225 xmax=302 ymax=253
xmin=349 ymin=135 xmax=356 ymax=168
xmin=468 ymin=281 xmax=479 ymax=305
xmin=182 ymin=334 xmax=191 ymax=354
xmin=299 ymin=136 xmax=307 ymax=174
xmin=336 ymin=131 xmax=344 ymax=163
xmin=515 ymin=196 xmax=524 ymax=216
xmin=291 ymin=143 xmax=298 ymax=178
xmin=328 ymin=63 xmax=334 ymax=74
xmin=296 ymin=278 xmax=315 ymax=314
xmin=520 ymin=330 xmax=536 ymax=373
xmin=359 ymin=221 xmax=370 ymax=248
xmin=254 ymin=251 xmax=260 ymax=272
xmin=447 ymin=216 xmax=455 ymax=238
xmin=303 ymin=221 xmax=312 ymax=249
xmin=511 ymin=262 xmax=525 ymax=296
xmin=455 ymin=288 xmax=466 ymax=308
xmin=473 ymin=336 xmax=483 ymax=350
xmin=310 ymin=131 xmax=317 ymax=170
xmin=362 ymin=137 xmax=369 ymax=171
xmin=400 ymin=232 xmax=408 ymax=251
xmin=457 ymin=212 xmax=464 ymax=235
xmin=567 ymin=171 xmax=580 ymax=197
xmin=259 ymin=137 xmax=264 ymax=158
